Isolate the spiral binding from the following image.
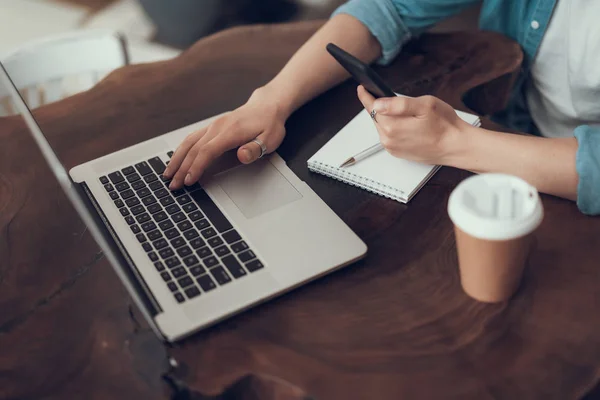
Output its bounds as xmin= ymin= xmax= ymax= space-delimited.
xmin=308 ymin=160 xmax=407 ymax=202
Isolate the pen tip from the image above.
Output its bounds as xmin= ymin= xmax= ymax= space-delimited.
xmin=339 ymin=158 xmax=355 ymax=168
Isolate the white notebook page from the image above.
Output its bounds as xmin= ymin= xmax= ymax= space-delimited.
xmin=307 ymin=108 xmax=480 ymax=202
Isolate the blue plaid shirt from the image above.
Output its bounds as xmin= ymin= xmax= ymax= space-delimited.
xmin=333 ymin=0 xmax=600 ymax=215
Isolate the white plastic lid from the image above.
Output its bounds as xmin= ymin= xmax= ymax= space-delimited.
xmin=447 ymin=174 xmax=544 ymax=241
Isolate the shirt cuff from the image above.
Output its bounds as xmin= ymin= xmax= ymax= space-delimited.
xmin=574 ymin=125 xmax=600 ymax=215
xmin=331 ymin=0 xmax=411 ymax=65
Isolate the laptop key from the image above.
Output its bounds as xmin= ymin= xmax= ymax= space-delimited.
xmin=201 ymin=228 xmax=217 ymax=239
xmin=194 ymin=219 xmax=210 ymax=230
xmin=109 ymin=191 xmax=119 ymax=200
xmin=115 ymin=182 xmax=130 ymax=192
xmin=142 ymin=195 xmax=157 ymax=206
xmin=131 ymin=206 xmax=145 ymax=216
xmin=120 ymin=189 xmax=135 ymax=199
xmin=222 ymin=255 xmax=247 ymax=279
xmin=131 ymin=180 xmax=146 ymax=191
xmin=125 ymin=197 xmax=140 ymax=207
xmin=120 ymin=208 xmax=130 ymax=217
xmin=210 ymin=266 xmax=231 ymax=285
xmin=158 ymin=220 xmax=174 ymax=231
xmin=126 ymin=173 xmax=141 ymax=183
xmin=108 ymin=171 xmax=125 ymax=184
xmin=148 ymin=156 xmax=166 ymax=175
xmin=204 ymin=256 xmax=218 ymax=268
xmin=246 ymin=259 xmax=264 ymax=272
xmin=141 ymin=221 xmax=157 ymax=232
xmin=138 ymin=188 xmax=151 ymax=198
xmin=153 ymin=211 xmax=168 ymax=222
xmin=184 ymin=286 xmax=201 ymax=299
xmin=171 ymin=237 xmax=186 ymax=248
xmin=144 ymin=173 xmax=158 ymax=183
xmin=214 ymin=246 xmax=230 ymax=257
xmin=182 ymin=203 xmax=198 ymax=213
xmin=207 ymin=236 xmax=223 ymax=248
xmin=148 ymin=252 xmax=159 ymax=262
xmin=176 ymin=195 xmax=192 ymax=205
xmin=174 ymin=292 xmax=185 ymax=303
xmin=122 ymin=166 xmax=136 ymax=175
xmin=178 ymin=276 xmax=194 ymax=288
xmin=154 ymin=261 xmax=165 ymax=272
xmin=161 ymin=272 xmax=171 ymax=282
xmin=125 ymin=216 xmax=135 ymax=226
xmin=136 ymin=233 xmax=146 ymax=243
xmin=167 ymin=282 xmax=177 ymax=292
xmin=167 ymin=151 xmax=174 ymax=158
xmin=160 ymin=196 xmax=175 ymax=206
xmin=164 ymin=228 xmax=179 ymax=240
xmin=222 ymin=230 xmax=241 ymax=244
xmin=114 ymin=199 xmax=125 ymax=208
xmin=189 ymin=189 xmax=233 ymax=233
xmin=171 ymin=189 xmax=186 ymax=198
xmin=135 ymin=161 xmax=153 ymax=176
xmin=185 ymin=183 xmax=202 ymax=193
xmin=184 ymin=229 xmax=199 ymax=240
xmin=178 ymin=221 xmax=193 ymax=232
xmin=149 ymin=181 xmax=163 ymax=191
xmin=183 ymin=255 xmax=199 ymax=267
xmin=165 ymin=257 xmax=181 ymax=268
xmin=147 ymin=203 xmax=162 ymax=214
xmin=99 ymin=176 xmax=109 ymax=184
xmin=104 ymin=183 xmax=115 ymax=192
xmin=148 ymin=230 xmax=162 ymax=241
xmin=171 ymin=267 xmax=186 ymax=278
xmin=196 ymin=274 xmax=217 ymax=292
xmin=153 ymin=239 xmax=169 ymax=250
xmin=238 ymin=250 xmax=256 ymax=263
xmin=189 ymin=265 xmax=205 ymax=277
xmin=177 ymin=246 xmax=192 ymax=257
xmin=189 ymin=238 xmax=205 ymax=249
xmin=155 ymin=188 xmax=170 ymax=199
xmin=166 ymin=204 xmax=181 ymax=215
xmin=142 ymin=242 xmax=152 ymax=252
xmin=188 ymin=211 xmax=203 ymax=221
xmin=231 ymin=241 xmax=249 ymax=253
xmin=172 ymin=212 xmax=186 ymax=223
xmin=136 ymin=213 xmax=151 ymax=223
xmin=159 ymin=248 xmax=175 ymax=260
xmin=196 ymin=246 xmax=212 ymax=259
xmin=130 ymin=224 xmax=140 ymax=233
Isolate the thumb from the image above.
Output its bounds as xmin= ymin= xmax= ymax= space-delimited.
xmin=373 ymin=96 xmax=418 ymax=117
xmin=237 ymin=133 xmax=268 ymax=164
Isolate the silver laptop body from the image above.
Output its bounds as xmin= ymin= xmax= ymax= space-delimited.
xmin=0 ymin=62 xmax=367 ymax=342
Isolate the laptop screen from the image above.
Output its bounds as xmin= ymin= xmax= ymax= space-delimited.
xmin=0 ymin=61 xmax=163 ymax=338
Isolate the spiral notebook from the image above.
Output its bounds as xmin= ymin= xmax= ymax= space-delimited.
xmin=307 ymin=108 xmax=481 ymax=203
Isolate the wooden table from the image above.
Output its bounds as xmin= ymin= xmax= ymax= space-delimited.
xmin=2 ymin=21 xmax=600 ymax=400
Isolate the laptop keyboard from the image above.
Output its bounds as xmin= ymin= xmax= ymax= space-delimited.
xmin=99 ymin=153 xmax=264 ymax=304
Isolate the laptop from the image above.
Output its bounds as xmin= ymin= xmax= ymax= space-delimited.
xmin=0 ymin=62 xmax=367 ymax=342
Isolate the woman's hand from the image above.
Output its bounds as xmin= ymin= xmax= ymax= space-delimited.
xmin=164 ymin=88 xmax=288 ymax=189
xmin=356 ymin=85 xmax=469 ymax=165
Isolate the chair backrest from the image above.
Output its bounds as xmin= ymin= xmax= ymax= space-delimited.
xmin=0 ymin=30 xmax=129 ymax=116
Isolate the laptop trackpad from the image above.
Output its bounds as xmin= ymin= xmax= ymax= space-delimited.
xmin=216 ymin=159 xmax=302 ymax=219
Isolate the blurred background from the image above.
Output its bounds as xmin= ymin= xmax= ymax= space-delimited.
xmin=0 ymin=0 xmax=348 ymax=65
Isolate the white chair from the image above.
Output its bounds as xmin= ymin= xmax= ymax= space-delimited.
xmin=0 ymin=30 xmax=129 ymax=116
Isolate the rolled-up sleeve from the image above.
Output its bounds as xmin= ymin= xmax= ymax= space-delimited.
xmin=574 ymin=125 xmax=600 ymax=215
xmin=332 ymin=0 xmax=480 ymax=65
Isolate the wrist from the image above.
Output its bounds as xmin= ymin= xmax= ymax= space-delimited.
xmin=440 ymin=119 xmax=479 ymax=169
xmin=249 ymin=85 xmax=294 ymax=122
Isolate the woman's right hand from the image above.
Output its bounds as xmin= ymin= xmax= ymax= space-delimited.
xmin=163 ymin=88 xmax=289 ymax=190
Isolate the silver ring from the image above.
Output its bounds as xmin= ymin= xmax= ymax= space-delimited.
xmin=252 ymin=138 xmax=267 ymax=159
xmin=370 ymin=109 xmax=377 ymax=123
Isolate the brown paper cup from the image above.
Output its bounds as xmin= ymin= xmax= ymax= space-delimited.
xmin=454 ymin=226 xmax=532 ymax=303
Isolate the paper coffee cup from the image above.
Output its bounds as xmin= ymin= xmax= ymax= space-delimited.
xmin=447 ymin=174 xmax=543 ymax=303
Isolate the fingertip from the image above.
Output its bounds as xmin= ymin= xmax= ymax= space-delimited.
xmin=184 ymin=173 xmax=193 ymax=186
xmin=239 ymin=147 xmax=253 ymax=164
xmin=169 ymin=178 xmax=179 ymax=190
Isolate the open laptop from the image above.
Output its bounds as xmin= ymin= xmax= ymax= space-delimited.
xmin=0 ymin=62 xmax=367 ymax=342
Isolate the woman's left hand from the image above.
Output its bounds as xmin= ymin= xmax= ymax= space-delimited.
xmin=356 ymin=85 xmax=470 ymax=165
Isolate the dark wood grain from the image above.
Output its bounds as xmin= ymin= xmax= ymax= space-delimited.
xmin=1 ymin=20 xmax=600 ymax=400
